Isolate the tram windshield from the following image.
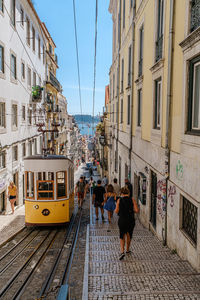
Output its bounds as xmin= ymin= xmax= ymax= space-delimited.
xmin=37 ymin=181 xmax=54 ymax=199
xmin=26 ymin=172 xmax=34 ymax=199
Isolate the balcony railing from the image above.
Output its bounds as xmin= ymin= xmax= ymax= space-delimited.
xmin=47 ymin=72 xmax=61 ymax=92
xmin=155 ymin=35 xmax=163 ymax=62
xmin=191 ymin=0 xmax=200 ymax=32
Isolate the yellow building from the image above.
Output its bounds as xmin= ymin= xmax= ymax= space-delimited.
xmin=108 ymin=0 xmax=200 ymax=271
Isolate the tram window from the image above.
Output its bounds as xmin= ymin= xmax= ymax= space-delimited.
xmin=38 ymin=172 xmax=42 ymax=180
xmin=57 ymin=171 xmax=67 ymax=198
xmin=48 ymin=172 xmax=54 ymax=180
xmin=26 ymin=172 xmax=34 ymax=198
xmin=37 ymin=180 xmax=53 ymax=199
xmin=68 ymin=168 xmax=71 ymax=193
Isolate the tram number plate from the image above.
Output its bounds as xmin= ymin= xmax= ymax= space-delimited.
xmin=42 ymin=209 xmax=50 ymax=216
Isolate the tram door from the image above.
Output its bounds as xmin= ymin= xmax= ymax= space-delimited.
xmin=150 ymin=171 xmax=157 ymax=228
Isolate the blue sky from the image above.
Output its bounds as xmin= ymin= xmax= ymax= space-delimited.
xmin=34 ymin=0 xmax=112 ymax=116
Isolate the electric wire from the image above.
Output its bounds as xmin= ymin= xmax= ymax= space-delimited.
xmin=72 ymin=0 xmax=83 ymax=127
xmin=92 ymin=0 xmax=98 ymax=136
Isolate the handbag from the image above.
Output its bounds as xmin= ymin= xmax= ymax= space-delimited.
xmin=133 ymin=198 xmax=139 ymax=213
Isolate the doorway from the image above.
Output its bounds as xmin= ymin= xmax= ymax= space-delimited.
xmin=13 ymin=172 xmax=19 ymax=206
xmin=150 ymin=171 xmax=157 ymax=228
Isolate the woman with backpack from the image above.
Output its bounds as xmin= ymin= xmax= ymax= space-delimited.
xmin=115 ymin=186 xmax=139 ymax=260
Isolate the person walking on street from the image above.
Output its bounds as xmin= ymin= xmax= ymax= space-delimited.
xmin=115 ymin=186 xmax=139 ymax=260
xmin=103 ymin=184 xmax=116 ymax=223
xmin=89 ymin=176 xmax=95 ymax=195
xmin=125 ymin=178 xmax=133 ymax=198
xmin=8 ymin=181 xmax=17 ymax=214
xmin=92 ymin=179 xmax=105 ymax=221
xmin=113 ymin=178 xmax=120 ymax=198
xmin=75 ymin=176 xmax=86 ymax=209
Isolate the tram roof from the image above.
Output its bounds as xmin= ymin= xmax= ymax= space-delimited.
xmin=24 ymin=155 xmax=72 ymax=162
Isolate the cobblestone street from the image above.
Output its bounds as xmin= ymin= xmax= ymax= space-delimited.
xmin=83 ymin=203 xmax=200 ymax=300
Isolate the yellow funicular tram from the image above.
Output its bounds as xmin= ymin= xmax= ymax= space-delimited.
xmin=24 ymin=155 xmax=74 ymax=226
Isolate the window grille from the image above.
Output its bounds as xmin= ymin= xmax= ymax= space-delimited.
xmin=191 ymin=0 xmax=200 ymax=32
xmin=0 ymin=102 xmax=5 ymax=127
xmin=182 ymin=196 xmax=197 ymax=244
xmin=0 ymin=45 xmax=4 ymax=73
xmin=12 ymin=104 xmax=17 ymax=127
xmin=11 ymin=54 xmax=17 ymax=79
xmin=13 ymin=145 xmax=18 ymax=161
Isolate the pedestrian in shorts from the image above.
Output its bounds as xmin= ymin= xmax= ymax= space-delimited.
xmin=75 ymin=176 xmax=86 ymax=209
xmin=92 ymin=179 xmax=105 ymax=221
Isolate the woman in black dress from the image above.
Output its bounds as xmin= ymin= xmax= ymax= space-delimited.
xmin=115 ymin=186 xmax=138 ymax=260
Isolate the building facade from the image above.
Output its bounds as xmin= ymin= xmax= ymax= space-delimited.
xmin=0 ymin=0 xmax=46 ymax=213
xmin=108 ymin=0 xmax=200 ymax=271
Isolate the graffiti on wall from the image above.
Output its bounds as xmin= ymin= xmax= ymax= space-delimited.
xmin=157 ymin=180 xmax=167 ymax=219
xmin=176 ymin=160 xmax=183 ymax=179
xmin=168 ymin=185 xmax=176 ymax=208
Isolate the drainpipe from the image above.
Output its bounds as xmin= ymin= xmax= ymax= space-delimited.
xmin=164 ymin=0 xmax=175 ymax=245
xmin=129 ymin=5 xmax=136 ymax=181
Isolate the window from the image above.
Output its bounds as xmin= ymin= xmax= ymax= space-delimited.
xmin=39 ymin=76 xmax=41 ymax=86
xmin=113 ymin=104 xmax=114 ymax=122
xmin=28 ymin=109 xmax=32 ymax=125
xmin=113 ymin=74 xmax=115 ymax=98
xmin=123 ymin=0 xmax=125 ymax=28
xmin=120 ymin=99 xmax=123 ymax=123
xmin=34 ymin=138 xmax=37 ymax=154
xmin=13 ymin=145 xmax=18 ymax=161
xmin=10 ymin=0 xmax=15 ymax=27
xmin=11 ymin=54 xmax=17 ymax=79
xmin=118 ymin=6 xmax=121 ymax=44
xmin=155 ymin=0 xmax=164 ymax=61
xmin=128 ymin=45 xmax=132 ymax=86
xmin=137 ymin=89 xmax=142 ymax=126
xmin=26 ymin=17 xmax=30 ymax=45
xmin=20 ymin=7 xmax=24 ymax=26
xmin=115 ymin=150 xmax=118 ymax=172
xmin=25 ymin=172 xmax=34 ymax=198
xmin=121 ymin=59 xmax=124 ymax=92
xmin=0 ymin=151 xmax=5 ymax=169
xmin=0 ymin=45 xmax=4 ymax=73
xmin=0 ymin=191 xmax=6 ymax=213
xmin=138 ymin=173 xmax=147 ymax=205
xmin=21 ymin=62 xmax=25 ymax=79
xmin=57 ymin=171 xmax=67 ymax=198
xmin=138 ymin=25 xmax=144 ymax=77
xmin=130 ymin=0 xmax=133 ymax=8
xmin=116 ymin=101 xmax=118 ymax=123
xmin=188 ymin=57 xmax=200 ymax=133
xmin=154 ymin=79 xmax=161 ymax=129
xmin=22 ymin=105 xmax=25 ymax=121
xmin=38 ymin=180 xmax=54 ymax=199
xmin=127 ymin=95 xmax=131 ymax=125
xmin=191 ymin=0 xmax=200 ymax=32
xmin=28 ymin=67 xmax=31 ymax=87
xmin=38 ymin=37 xmax=41 ymax=59
xmin=0 ymin=0 xmax=4 ymax=13
xmin=22 ymin=142 xmax=26 ymax=157
xmin=33 ymin=71 xmax=36 ymax=86
xmin=43 ymin=45 xmax=45 ymax=64
xmin=0 ymin=102 xmax=5 ymax=128
xmin=32 ymin=26 xmax=35 ymax=51
xmin=29 ymin=140 xmax=32 ymax=155
xmin=12 ymin=104 xmax=17 ymax=127
xmin=49 ymin=43 xmax=52 ymax=54
xmin=182 ymin=196 xmax=197 ymax=244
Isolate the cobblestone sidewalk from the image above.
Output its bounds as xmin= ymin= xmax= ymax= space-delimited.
xmin=83 ymin=205 xmax=200 ymax=300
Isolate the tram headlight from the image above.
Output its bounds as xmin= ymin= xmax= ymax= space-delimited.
xmin=34 ymin=205 xmax=39 ymax=209
xmin=42 ymin=209 xmax=50 ymax=216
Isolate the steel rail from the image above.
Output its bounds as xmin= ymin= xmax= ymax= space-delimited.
xmin=37 ymin=211 xmax=80 ymax=300
xmin=12 ymin=230 xmax=60 ymax=300
xmin=0 ymin=228 xmax=34 ymax=262
xmin=0 ymin=230 xmax=53 ymax=298
xmin=0 ymin=230 xmax=40 ymax=274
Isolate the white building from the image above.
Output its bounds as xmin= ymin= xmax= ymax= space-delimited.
xmin=0 ymin=0 xmax=46 ymax=213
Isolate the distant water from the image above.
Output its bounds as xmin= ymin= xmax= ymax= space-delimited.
xmin=78 ymin=123 xmax=98 ymax=136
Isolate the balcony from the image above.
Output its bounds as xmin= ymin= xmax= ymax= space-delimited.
xmin=191 ymin=0 xmax=200 ymax=32
xmin=47 ymin=72 xmax=61 ymax=92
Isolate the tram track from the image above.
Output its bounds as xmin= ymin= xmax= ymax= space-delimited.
xmin=0 ymin=209 xmax=83 ymax=300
